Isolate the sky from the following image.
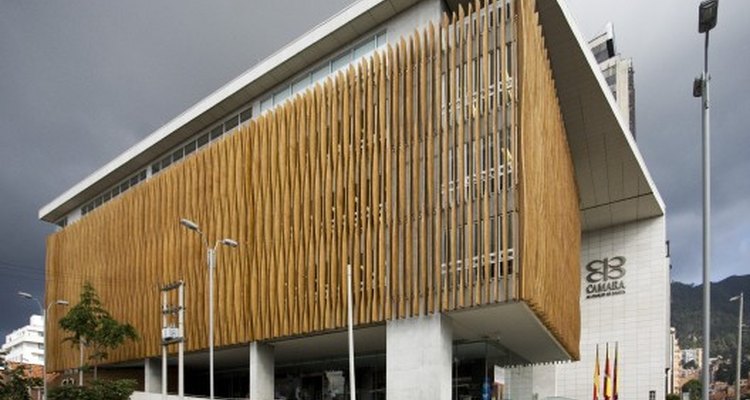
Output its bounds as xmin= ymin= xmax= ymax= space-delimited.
xmin=0 ymin=0 xmax=747 ymax=338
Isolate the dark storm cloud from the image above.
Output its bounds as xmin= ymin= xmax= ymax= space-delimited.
xmin=566 ymin=0 xmax=750 ymax=283
xmin=1 ymin=0 xmax=747 ymax=337
xmin=0 ymin=0 xmax=353 ymax=337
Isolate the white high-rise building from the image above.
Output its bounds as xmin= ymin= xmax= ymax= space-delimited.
xmin=1 ymin=315 xmax=45 ymax=366
xmin=589 ymin=23 xmax=637 ymax=137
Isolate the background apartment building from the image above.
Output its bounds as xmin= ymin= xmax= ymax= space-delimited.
xmin=588 ymin=23 xmax=636 ymax=137
xmin=1 ymin=315 xmax=45 ymax=366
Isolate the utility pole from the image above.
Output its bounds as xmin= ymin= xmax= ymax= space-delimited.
xmin=161 ymin=280 xmax=185 ymax=400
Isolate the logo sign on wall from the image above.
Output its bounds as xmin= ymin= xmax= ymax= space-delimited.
xmin=584 ymin=256 xmax=626 ymax=299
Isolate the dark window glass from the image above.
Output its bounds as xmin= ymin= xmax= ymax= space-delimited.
xmin=152 ymin=162 xmax=161 ymax=174
xmin=184 ymin=141 xmax=197 ymax=155
xmin=224 ymin=116 xmax=239 ymax=131
xmin=197 ymin=133 xmax=209 ymax=147
xmin=172 ymin=149 xmax=183 ymax=162
xmin=240 ymin=108 xmax=252 ymax=123
xmin=210 ymin=126 xmax=223 ymax=140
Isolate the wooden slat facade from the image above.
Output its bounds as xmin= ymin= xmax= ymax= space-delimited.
xmin=45 ymin=0 xmax=580 ymax=371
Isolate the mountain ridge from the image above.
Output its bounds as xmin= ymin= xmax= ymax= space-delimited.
xmin=671 ymin=274 xmax=749 ymax=358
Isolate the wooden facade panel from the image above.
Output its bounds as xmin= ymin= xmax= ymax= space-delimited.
xmin=45 ymin=0 xmax=580 ymax=371
xmin=516 ymin=0 xmax=581 ymax=360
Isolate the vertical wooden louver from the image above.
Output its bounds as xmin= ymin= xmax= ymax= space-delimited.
xmin=45 ymin=0 xmax=580 ymax=371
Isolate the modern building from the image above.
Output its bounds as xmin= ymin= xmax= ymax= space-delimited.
xmin=1 ymin=315 xmax=45 ymax=366
xmin=500 ymin=22 xmax=670 ymax=400
xmin=39 ymin=0 xmax=665 ymax=399
xmin=588 ymin=23 xmax=636 ymax=137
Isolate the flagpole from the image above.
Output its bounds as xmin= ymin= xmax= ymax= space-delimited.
xmin=613 ymin=342 xmax=619 ymax=400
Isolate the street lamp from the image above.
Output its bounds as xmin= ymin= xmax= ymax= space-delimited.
xmin=693 ymin=2 xmax=718 ymax=400
xmin=18 ymin=291 xmax=69 ymax=400
xmin=179 ymin=218 xmax=238 ymax=400
xmin=730 ymin=293 xmax=743 ymax=400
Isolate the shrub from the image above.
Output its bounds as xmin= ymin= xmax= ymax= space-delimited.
xmin=48 ymin=379 xmax=136 ymax=400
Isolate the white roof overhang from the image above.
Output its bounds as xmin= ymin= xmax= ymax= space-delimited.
xmin=537 ymin=0 xmax=665 ymax=231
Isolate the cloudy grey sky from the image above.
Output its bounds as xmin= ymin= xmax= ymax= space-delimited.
xmin=0 ymin=0 xmax=747 ymax=337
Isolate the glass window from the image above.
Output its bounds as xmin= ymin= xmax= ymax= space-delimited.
xmin=197 ymin=133 xmax=209 ymax=148
xmin=210 ymin=125 xmax=223 ymax=140
xmin=239 ymin=108 xmax=252 ymax=123
xmin=332 ymin=52 xmax=352 ymax=72
xmin=261 ymin=97 xmax=273 ymax=112
xmin=161 ymin=157 xmax=172 ymax=170
xmin=354 ymin=38 xmax=376 ymax=59
xmin=112 ymin=186 xmax=120 ymax=197
xmin=273 ymin=86 xmax=291 ymax=105
xmin=376 ymin=32 xmax=387 ymax=47
xmin=184 ymin=141 xmax=197 ymax=155
xmin=312 ymin=64 xmax=330 ymax=83
xmin=152 ymin=162 xmax=161 ymax=174
xmin=172 ymin=148 xmax=184 ymax=162
xmin=292 ymin=75 xmax=310 ymax=95
xmin=120 ymin=181 xmax=130 ymax=192
xmin=224 ymin=115 xmax=239 ymax=131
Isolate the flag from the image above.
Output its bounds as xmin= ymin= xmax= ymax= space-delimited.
xmin=604 ymin=343 xmax=613 ymax=400
xmin=613 ymin=343 xmax=619 ymax=400
xmin=593 ymin=345 xmax=601 ymax=400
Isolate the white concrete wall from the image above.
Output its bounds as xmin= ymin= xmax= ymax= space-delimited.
xmin=530 ymin=216 xmax=670 ymax=400
xmin=131 ymin=392 xmax=203 ymax=400
xmin=386 ymin=314 xmax=452 ymax=400
xmin=249 ymin=342 xmax=274 ymax=400
xmin=143 ymin=358 xmax=162 ymax=394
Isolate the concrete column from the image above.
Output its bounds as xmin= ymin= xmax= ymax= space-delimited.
xmin=143 ymin=357 xmax=162 ymax=393
xmin=386 ymin=314 xmax=452 ymax=400
xmin=249 ymin=342 xmax=274 ymax=400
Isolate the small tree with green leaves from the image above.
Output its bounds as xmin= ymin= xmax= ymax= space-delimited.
xmin=682 ymin=379 xmax=702 ymax=400
xmin=58 ymin=282 xmax=138 ymax=383
xmin=88 ymin=314 xmax=138 ymax=379
xmin=0 ymin=357 xmax=43 ymax=400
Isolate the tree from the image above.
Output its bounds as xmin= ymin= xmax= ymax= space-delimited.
xmin=0 ymin=360 xmax=43 ymax=400
xmin=58 ymin=282 xmax=138 ymax=383
xmin=88 ymin=314 xmax=138 ymax=379
xmin=682 ymin=379 xmax=702 ymax=400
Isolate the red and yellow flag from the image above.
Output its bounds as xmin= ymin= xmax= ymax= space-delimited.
xmin=593 ymin=345 xmax=601 ymax=400
xmin=604 ymin=343 xmax=613 ymax=400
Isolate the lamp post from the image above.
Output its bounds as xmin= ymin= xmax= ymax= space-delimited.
xmin=347 ymin=264 xmax=356 ymax=400
xmin=693 ymin=2 xmax=718 ymax=400
xmin=18 ymin=292 xmax=69 ymax=400
xmin=180 ymin=218 xmax=238 ymax=400
xmin=730 ymin=293 xmax=743 ymax=400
